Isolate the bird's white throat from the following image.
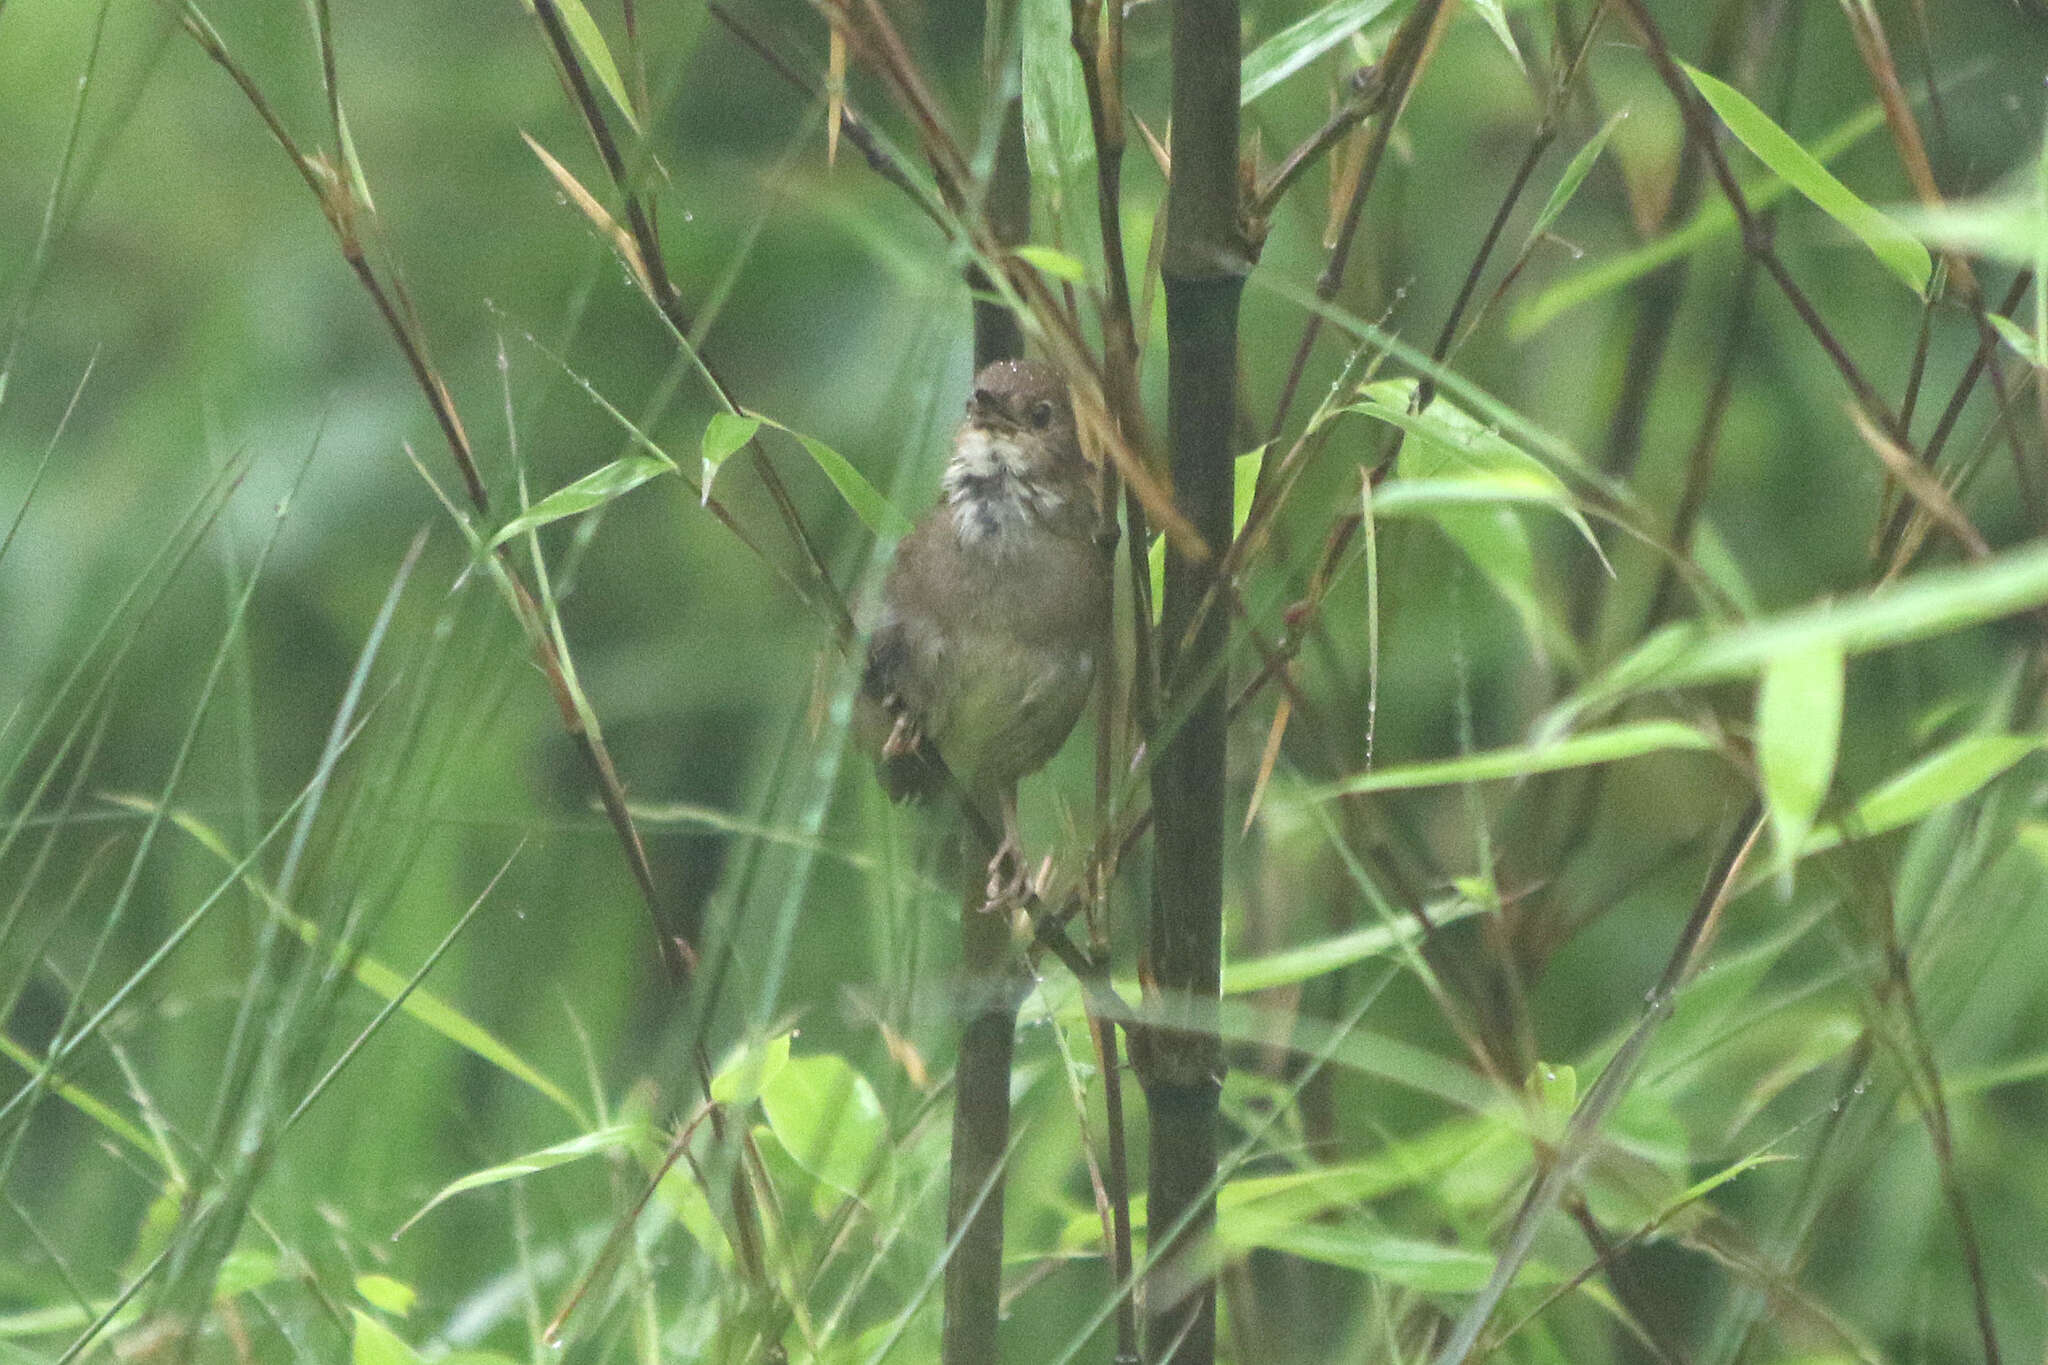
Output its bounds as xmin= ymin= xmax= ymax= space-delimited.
xmin=944 ymin=428 xmax=1069 ymax=549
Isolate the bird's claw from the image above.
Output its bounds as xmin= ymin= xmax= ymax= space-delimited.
xmin=983 ymin=836 xmax=1029 ymax=911
xmin=881 ymin=710 xmax=922 ymax=760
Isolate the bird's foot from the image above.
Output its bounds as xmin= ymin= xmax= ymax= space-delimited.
xmin=881 ymin=711 xmax=922 ymax=760
xmin=983 ymin=836 xmax=1029 ymax=911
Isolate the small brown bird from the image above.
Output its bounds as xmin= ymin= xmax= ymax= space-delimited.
xmin=861 ymin=359 xmax=1111 ymax=902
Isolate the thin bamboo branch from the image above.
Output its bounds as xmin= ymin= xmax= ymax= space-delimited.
xmin=1264 ymin=0 xmax=1451 ymax=448
xmin=174 ymin=2 xmax=684 ymax=976
xmin=1614 ymin=0 xmax=1901 ymax=436
xmin=1068 ymin=1 xmax=1143 ymax=1352
xmin=531 ymin=0 xmax=856 ymax=645
xmin=707 ymin=2 xmax=950 ymax=232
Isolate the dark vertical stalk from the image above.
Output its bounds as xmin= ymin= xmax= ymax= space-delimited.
xmin=941 ymin=905 xmax=1026 ymax=1365
xmin=943 ymin=14 xmax=1031 ymax=1361
xmin=1144 ymin=0 xmax=1244 ymax=1359
xmin=972 ymin=97 xmax=1030 ymax=367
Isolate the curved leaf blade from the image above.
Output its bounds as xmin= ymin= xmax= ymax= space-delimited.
xmin=1682 ymin=62 xmax=1930 ymax=294
xmin=1242 ymin=0 xmax=1399 ymax=105
xmin=489 ymin=453 xmax=673 ymax=548
xmin=1756 ymin=644 xmax=1844 ymax=883
xmin=1307 ymin=720 xmax=1719 ymax=798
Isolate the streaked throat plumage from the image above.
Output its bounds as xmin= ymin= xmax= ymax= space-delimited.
xmin=941 ymin=382 xmax=1088 ymax=550
xmin=943 ymin=427 xmax=1074 ymax=548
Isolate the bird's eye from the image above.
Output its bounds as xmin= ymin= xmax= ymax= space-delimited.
xmin=1029 ymin=400 xmax=1055 ymax=430
xmin=970 ymin=387 xmax=997 ymax=417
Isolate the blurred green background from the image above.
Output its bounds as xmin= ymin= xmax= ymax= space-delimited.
xmin=5 ymin=0 xmax=2048 ymax=1360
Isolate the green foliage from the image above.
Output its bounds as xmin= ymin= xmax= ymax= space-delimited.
xmin=3 ymin=0 xmax=2046 ymax=1362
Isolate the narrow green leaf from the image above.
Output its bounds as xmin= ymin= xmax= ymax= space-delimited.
xmin=1812 ymin=734 xmax=2042 ymax=853
xmin=0 ymin=1031 xmax=155 ymax=1158
xmin=1987 ymin=312 xmax=2039 ymax=366
xmin=395 ymin=1123 xmax=650 ymax=1236
xmin=1895 ymin=192 xmax=2047 ymax=266
xmin=1355 ymin=379 xmax=1605 ymax=559
xmin=1524 ymin=111 xmax=1628 ymax=249
xmin=351 ymin=1309 xmax=425 ymax=1365
xmin=489 ymin=452 xmax=673 ymax=548
xmin=1234 ymin=444 xmax=1265 ymax=538
xmin=1560 ymin=541 xmax=2048 ymax=724
xmin=1662 ymin=539 xmax=2048 ymax=686
xmin=120 ymin=797 xmax=588 ymax=1125
xmin=1236 ymin=1221 xmax=1559 ymax=1292
xmin=1513 ymin=98 xmax=1889 ymax=335
xmin=215 ymin=1249 xmax=281 ymax=1301
xmin=1020 ymin=0 xmax=1094 ymax=186
xmin=354 ymin=1275 xmax=417 ymax=1318
xmin=761 ymin=1053 xmax=888 ymax=1202
xmin=1306 ymin=720 xmax=1718 ymax=798
xmin=1467 ymin=0 xmax=1524 ymax=73
xmin=1222 ymin=897 xmax=1489 ymax=994
xmin=1682 ymin=62 xmax=1930 ymax=293
xmin=1529 ymin=1062 xmax=1577 ymax=1120
xmin=1756 ymin=644 xmax=1844 ymax=882
xmin=701 ymin=412 xmax=760 ymax=503
xmin=1370 ymin=476 xmax=1584 ymax=515
xmin=1069 ymin=1118 xmax=1494 ymax=1249
xmin=335 ymin=106 xmax=377 ymax=216
xmin=521 ymin=0 xmax=641 ymax=134
xmin=752 ymin=414 xmax=911 ymax=538
xmin=1435 ymin=507 xmax=1580 ymax=668
xmin=1241 ymin=0 xmax=1399 ymax=105
xmin=1014 ymin=244 xmax=1089 ymax=282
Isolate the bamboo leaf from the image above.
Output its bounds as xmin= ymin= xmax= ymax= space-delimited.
xmin=394 ymin=1123 xmax=650 ymax=1236
xmin=1020 ymin=0 xmax=1094 ymax=184
xmin=1306 ymin=720 xmax=1719 ymax=798
xmin=1524 ymin=110 xmax=1628 ymax=250
xmin=489 ymin=453 xmax=673 ymax=548
xmin=1987 ymin=312 xmax=2039 ymax=365
xmin=1809 ymin=734 xmax=2043 ymax=854
xmin=1241 ymin=0 xmax=1400 ymax=105
xmin=0 ymin=1031 xmax=155 ymax=1158
xmin=710 ymin=1031 xmax=792 ymax=1107
xmin=752 ymin=414 xmax=911 ymax=538
xmin=1895 ymin=192 xmax=2047 ymax=266
xmin=1065 ymin=1118 xmax=1494 ymax=1249
xmin=1466 ymin=0 xmax=1524 ymax=73
xmin=1354 ymin=379 xmax=1604 ymax=559
xmin=1567 ymin=539 xmax=2048 ymax=707
xmin=1682 ymin=62 xmax=1931 ymax=294
xmin=1757 ymin=644 xmax=1844 ymax=883
xmin=1222 ymin=897 xmax=1489 ymax=993
xmin=700 ymin=412 xmax=761 ymax=503
xmin=522 ymin=132 xmax=653 ymax=300
xmin=354 ymin=1276 xmax=417 ymax=1318
xmin=1236 ymin=1221 xmax=1562 ymax=1292
xmin=760 ymin=1052 xmax=888 ymax=1201
xmin=351 ymin=1309 xmax=425 ymax=1365
xmin=521 ymin=0 xmax=640 ymax=134
xmin=1014 ymin=243 xmax=1088 ymax=282
xmin=1513 ymin=98 xmax=1889 ymax=335
xmin=1668 ymin=541 xmax=2048 ymax=684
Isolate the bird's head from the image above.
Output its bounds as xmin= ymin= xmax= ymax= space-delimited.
xmin=945 ymin=359 xmax=1092 ymax=545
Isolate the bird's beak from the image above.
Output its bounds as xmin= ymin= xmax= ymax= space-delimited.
xmin=968 ymin=388 xmax=1009 ymax=429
